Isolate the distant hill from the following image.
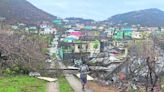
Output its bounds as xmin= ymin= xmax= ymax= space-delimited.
xmin=104 ymin=8 xmax=164 ymax=27
xmin=0 ymin=0 xmax=57 ymax=25
xmin=65 ymin=17 xmax=95 ymax=25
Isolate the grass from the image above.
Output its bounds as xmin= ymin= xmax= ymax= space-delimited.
xmin=58 ymin=76 xmax=74 ymax=92
xmin=162 ymin=78 xmax=164 ymax=92
xmin=0 ymin=76 xmax=47 ymax=92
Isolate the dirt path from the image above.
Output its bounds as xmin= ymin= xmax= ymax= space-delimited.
xmin=47 ymin=82 xmax=59 ymax=92
xmin=46 ymin=45 xmax=59 ymax=92
xmin=58 ymin=62 xmax=93 ymax=92
xmin=88 ymin=81 xmax=118 ymax=92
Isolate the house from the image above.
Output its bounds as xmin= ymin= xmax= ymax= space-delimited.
xmin=113 ymin=40 xmax=128 ymax=48
xmin=58 ymin=40 xmax=101 ymax=60
xmin=58 ymin=42 xmax=89 ymax=60
xmin=84 ymin=26 xmax=93 ymax=30
xmin=161 ymin=28 xmax=164 ymax=32
xmin=122 ymin=28 xmax=132 ymax=40
xmin=113 ymin=31 xmax=124 ymax=40
xmin=81 ymin=30 xmax=100 ymax=37
xmin=87 ymin=40 xmax=101 ymax=57
xmin=11 ymin=25 xmax=18 ymax=30
xmin=52 ymin=19 xmax=62 ymax=25
xmin=40 ymin=27 xmax=54 ymax=34
xmin=132 ymin=32 xmax=143 ymax=39
xmin=40 ymin=24 xmax=49 ymax=29
xmin=63 ymin=35 xmax=79 ymax=43
xmin=112 ymin=28 xmax=133 ymax=40
xmin=28 ymin=26 xmax=38 ymax=33
xmin=104 ymin=28 xmax=115 ymax=37
xmin=69 ymin=31 xmax=82 ymax=38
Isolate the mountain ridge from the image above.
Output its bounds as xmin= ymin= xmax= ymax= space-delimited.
xmin=65 ymin=17 xmax=95 ymax=25
xmin=104 ymin=8 xmax=164 ymax=27
xmin=0 ymin=0 xmax=57 ymax=25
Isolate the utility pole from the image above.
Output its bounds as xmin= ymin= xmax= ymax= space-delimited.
xmin=0 ymin=51 xmax=7 ymax=75
xmin=0 ymin=17 xmax=6 ymax=30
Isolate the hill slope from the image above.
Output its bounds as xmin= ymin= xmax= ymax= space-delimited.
xmin=105 ymin=8 xmax=164 ymax=27
xmin=65 ymin=17 xmax=95 ymax=25
xmin=0 ymin=0 xmax=56 ymax=24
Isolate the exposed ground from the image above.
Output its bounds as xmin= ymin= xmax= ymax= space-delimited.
xmin=88 ymin=81 xmax=118 ymax=92
xmin=47 ymin=82 xmax=59 ymax=92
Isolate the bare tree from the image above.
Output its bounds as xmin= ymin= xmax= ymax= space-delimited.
xmin=0 ymin=32 xmax=48 ymax=75
xmin=128 ymin=38 xmax=162 ymax=92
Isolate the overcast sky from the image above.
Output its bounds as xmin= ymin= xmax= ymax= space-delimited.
xmin=27 ymin=0 xmax=164 ymax=21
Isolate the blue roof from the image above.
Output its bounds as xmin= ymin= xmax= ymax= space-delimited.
xmin=64 ymin=37 xmax=78 ymax=42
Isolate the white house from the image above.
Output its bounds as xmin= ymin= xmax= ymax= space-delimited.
xmin=132 ymin=32 xmax=143 ymax=39
xmin=40 ymin=28 xmax=54 ymax=34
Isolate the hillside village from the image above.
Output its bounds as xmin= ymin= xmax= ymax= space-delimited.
xmin=1 ymin=16 xmax=164 ymax=91
xmin=1 ymin=0 xmax=164 ymax=92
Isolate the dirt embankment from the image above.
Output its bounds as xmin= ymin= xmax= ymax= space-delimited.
xmin=88 ymin=81 xmax=118 ymax=92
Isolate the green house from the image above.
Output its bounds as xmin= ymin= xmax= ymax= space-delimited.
xmin=113 ymin=28 xmax=132 ymax=40
xmin=122 ymin=28 xmax=132 ymax=39
xmin=113 ymin=31 xmax=124 ymax=40
xmin=84 ymin=26 xmax=92 ymax=30
xmin=52 ymin=19 xmax=62 ymax=25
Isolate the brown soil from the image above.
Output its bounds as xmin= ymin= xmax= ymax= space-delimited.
xmin=46 ymin=82 xmax=59 ymax=92
xmin=87 ymin=81 xmax=118 ymax=92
